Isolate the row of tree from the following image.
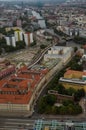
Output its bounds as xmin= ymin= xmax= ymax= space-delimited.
xmin=67 ymin=55 xmax=83 ymax=71
xmin=0 ymin=39 xmax=26 ymax=54
xmin=73 ymin=36 xmax=86 ymax=45
xmin=53 ymin=84 xmax=85 ymax=101
xmin=54 ymin=29 xmax=68 ymax=37
xmin=0 ymin=28 xmax=14 ymax=35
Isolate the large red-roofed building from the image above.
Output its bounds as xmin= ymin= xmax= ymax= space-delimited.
xmin=0 ymin=66 xmax=48 ymax=112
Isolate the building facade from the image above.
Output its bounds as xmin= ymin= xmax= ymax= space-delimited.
xmin=14 ymin=30 xmax=23 ymax=41
xmin=24 ymin=32 xmax=33 ymax=46
xmin=44 ymin=46 xmax=73 ymax=64
xmin=0 ymin=58 xmax=15 ymax=79
xmin=5 ymin=35 xmax=16 ymax=47
xmin=59 ymin=70 xmax=86 ymax=92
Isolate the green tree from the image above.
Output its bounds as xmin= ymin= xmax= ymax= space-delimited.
xmin=51 ymin=106 xmax=59 ymax=114
xmin=45 ymin=105 xmax=52 ymax=114
xmin=45 ymin=94 xmax=57 ymax=106
xmin=59 ymin=106 xmax=67 ymax=115
xmin=67 ymin=104 xmax=75 ymax=115
xmin=54 ymin=29 xmax=68 ymax=37
xmin=30 ymin=41 xmax=36 ymax=47
xmin=62 ymin=100 xmax=74 ymax=106
xmin=16 ymin=41 xmax=25 ymax=49
xmin=57 ymin=84 xmax=66 ymax=94
xmin=74 ymin=89 xmax=85 ymax=101
xmin=67 ymin=87 xmax=76 ymax=96
xmin=73 ymin=36 xmax=86 ymax=44
xmin=0 ymin=27 xmax=7 ymax=35
xmin=0 ymin=38 xmax=6 ymax=46
xmin=74 ymin=47 xmax=78 ymax=52
xmin=40 ymin=44 xmax=47 ymax=49
xmin=38 ymin=97 xmax=47 ymax=114
xmin=6 ymin=29 xmax=14 ymax=35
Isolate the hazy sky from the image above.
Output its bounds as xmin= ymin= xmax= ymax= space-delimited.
xmin=0 ymin=0 xmax=66 ymax=1
xmin=0 ymin=0 xmax=65 ymax=1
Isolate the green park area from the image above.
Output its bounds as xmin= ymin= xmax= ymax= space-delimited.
xmin=38 ymin=55 xmax=85 ymax=115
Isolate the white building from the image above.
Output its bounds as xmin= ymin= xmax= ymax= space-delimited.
xmin=5 ymin=36 xmax=16 ymax=47
xmin=30 ymin=33 xmax=33 ymax=43
xmin=57 ymin=26 xmax=79 ymax=36
xmin=24 ymin=33 xmax=29 ymax=46
xmin=11 ymin=37 xmax=16 ymax=47
xmin=14 ymin=30 xmax=23 ymax=42
xmin=38 ymin=20 xmax=46 ymax=29
xmin=24 ymin=32 xmax=33 ymax=46
xmin=44 ymin=46 xmax=73 ymax=64
xmin=5 ymin=36 xmax=10 ymax=46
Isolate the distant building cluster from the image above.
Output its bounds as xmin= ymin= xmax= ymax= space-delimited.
xmin=44 ymin=46 xmax=73 ymax=64
xmin=43 ymin=5 xmax=86 ymax=38
xmin=56 ymin=14 xmax=86 ymax=37
xmin=57 ymin=26 xmax=80 ymax=37
xmin=5 ymin=28 xmax=33 ymax=47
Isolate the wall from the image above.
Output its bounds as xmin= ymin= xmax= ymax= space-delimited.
xmin=60 ymin=82 xmax=86 ymax=92
xmin=0 ymin=103 xmax=30 ymax=112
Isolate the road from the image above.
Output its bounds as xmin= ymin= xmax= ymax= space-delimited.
xmin=0 ymin=118 xmax=34 ymax=130
xmin=0 ymin=117 xmax=86 ymax=130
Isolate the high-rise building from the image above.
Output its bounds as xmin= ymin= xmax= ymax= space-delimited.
xmin=30 ymin=33 xmax=33 ymax=43
xmin=16 ymin=20 xmax=22 ymax=27
xmin=12 ymin=36 xmax=16 ymax=47
xmin=14 ymin=30 xmax=23 ymax=42
xmin=5 ymin=35 xmax=16 ymax=47
xmin=5 ymin=36 xmax=10 ymax=46
xmin=24 ymin=33 xmax=30 ymax=46
xmin=24 ymin=32 xmax=33 ymax=46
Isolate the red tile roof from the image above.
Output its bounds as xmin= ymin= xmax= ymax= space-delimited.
xmin=64 ymin=70 xmax=83 ymax=75
xmin=0 ymin=66 xmax=48 ymax=104
xmin=64 ymin=70 xmax=86 ymax=77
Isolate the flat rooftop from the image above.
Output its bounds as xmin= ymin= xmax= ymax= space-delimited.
xmin=59 ymin=77 xmax=86 ymax=85
xmin=41 ymin=59 xmax=60 ymax=69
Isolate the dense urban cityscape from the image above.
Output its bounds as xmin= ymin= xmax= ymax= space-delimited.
xmin=0 ymin=0 xmax=86 ymax=129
